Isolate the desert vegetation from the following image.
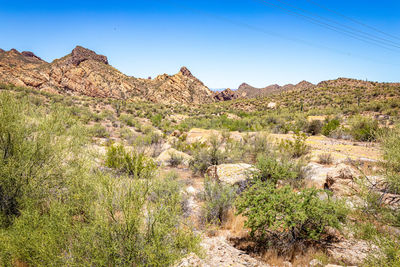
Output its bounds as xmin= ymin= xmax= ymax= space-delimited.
xmin=1 ymin=82 xmax=400 ymax=266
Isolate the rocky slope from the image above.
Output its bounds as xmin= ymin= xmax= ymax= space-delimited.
xmin=0 ymin=46 xmax=214 ymax=104
xmin=236 ymin=80 xmax=315 ymax=98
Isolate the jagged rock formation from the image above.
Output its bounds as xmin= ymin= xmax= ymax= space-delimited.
xmin=0 ymin=46 xmax=214 ymax=104
xmin=236 ymin=80 xmax=315 ymax=98
xmin=213 ymin=88 xmax=239 ymax=101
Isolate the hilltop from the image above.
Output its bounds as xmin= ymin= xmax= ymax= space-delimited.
xmin=0 ymin=46 xmax=214 ymax=104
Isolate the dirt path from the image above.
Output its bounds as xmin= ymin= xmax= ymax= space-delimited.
xmin=161 ymin=167 xmax=268 ymax=267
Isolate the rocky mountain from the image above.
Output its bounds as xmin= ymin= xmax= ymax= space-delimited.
xmin=0 ymin=46 xmax=214 ymax=104
xmin=236 ymin=80 xmax=315 ymax=98
xmin=213 ymin=88 xmax=239 ymax=101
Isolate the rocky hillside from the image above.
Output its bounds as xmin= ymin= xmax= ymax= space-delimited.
xmin=236 ymin=80 xmax=315 ymax=98
xmin=0 ymin=46 xmax=214 ymax=104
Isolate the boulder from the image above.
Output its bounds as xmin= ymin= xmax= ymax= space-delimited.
xmin=267 ymin=102 xmax=277 ymax=109
xmin=171 ymin=129 xmax=182 ymax=137
xmin=206 ymin=163 xmax=254 ymax=186
xmin=327 ymin=239 xmax=378 ymax=266
xmin=156 ymin=148 xmax=192 ymax=167
xmin=304 ymin=163 xmax=359 ymax=195
xmin=174 ymin=253 xmax=208 ymax=267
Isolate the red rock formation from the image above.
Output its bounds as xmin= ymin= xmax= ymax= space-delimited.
xmin=214 ymin=88 xmax=239 ymax=101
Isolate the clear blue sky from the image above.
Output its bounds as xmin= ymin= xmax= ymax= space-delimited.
xmin=1 ymin=0 xmax=399 ymax=88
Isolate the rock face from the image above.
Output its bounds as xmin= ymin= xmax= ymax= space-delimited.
xmin=0 ymin=46 xmax=214 ymax=104
xmin=68 ymin=45 xmax=108 ymax=66
xmin=304 ymin=163 xmax=359 ymax=195
xmin=327 ymin=239 xmax=378 ymax=266
xmin=213 ymin=88 xmax=239 ymax=101
xmin=206 ymin=163 xmax=254 ymax=185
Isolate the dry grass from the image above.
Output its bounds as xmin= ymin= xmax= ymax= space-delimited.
xmin=222 ymin=209 xmax=247 ymax=236
xmin=261 ymin=248 xmax=331 ymax=266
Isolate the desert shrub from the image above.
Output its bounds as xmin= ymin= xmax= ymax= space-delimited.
xmin=119 ymin=126 xmax=135 ymax=141
xmin=105 ymin=144 xmax=156 ymax=179
xmin=349 ymin=116 xmax=379 ymax=142
xmin=71 ymin=172 xmax=200 ymax=266
xmin=306 ymin=120 xmax=322 ymax=135
xmin=252 ymin=155 xmax=298 ymax=185
xmin=0 ymin=93 xmax=88 ymax=228
xmin=355 ymin=222 xmax=379 ymax=241
xmin=236 ymin=182 xmax=348 ymax=244
xmin=134 ymin=128 xmax=162 ymax=146
xmin=365 ymin=236 xmax=400 ymax=267
xmin=279 ymin=131 xmax=309 ymax=158
xmin=0 ymin=92 xmax=200 ymax=266
xmin=241 ymin=133 xmax=272 ymax=162
xmin=321 ymin=118 xmax=340 ymax=136
xmin=167 ymin=152 xmax=183 ymax=167
xmin=89 ymin=123 xmax=109 ymax=138
xmin=200 ymin=177 xmax=237 ymax=225
xmin=380 ymin=126 xmax=400 ymax=194
xmin=189 ymin=135 xmax=229 ymax=175
xmin=318 ymin=153 xmax=333 ymax=165
xmin=151 ymin=113 xmax=163 ymax=127
xmin=119 ymin=114 xmax=139 ymax=127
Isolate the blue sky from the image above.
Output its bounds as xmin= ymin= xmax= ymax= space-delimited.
xmin=1 ymin=0 xmax=399 ymax=88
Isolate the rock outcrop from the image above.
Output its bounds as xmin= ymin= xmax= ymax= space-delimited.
xmin=213 ymin=88 xmax=239 ymax=101
xmin=206 ymin=163 xmax=254 ymax=185
xmin=67 ymin=45 xmax=108 ymax=66
xmin=0 ymin=46 xmax=215 ymax=104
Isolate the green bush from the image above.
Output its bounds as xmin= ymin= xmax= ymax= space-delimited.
xmin=306 ymin=120 xmax=322 ymax=135
xmin=89 ymin=123 xmax=109 ymax=138
xmin=119 ymin=114 xmax=139 ymax=127
xmin=151 ymin=113 xmax=163 ymax=127
xmin=200 ymin=177 xmax=237 ymax=225
xmin=380 ymin=126 xmax=400 ymax=194
xmin=0 ymin=91 xmax=200 ymax=266
xmin=236 ymin=181 xmax=347 ymax=243
xmin=190 ymin=135 xmax=229 ymax=174
xmin=252 ymin=154 xmax=298 ymax=185
xmin=105 ymin=144 xmax=156 ymax=179
xmin=365 ymin=236 xmax=400 ymax=267
xmin=321 ymin=118 xmax=340 ymax=136
xmin=279 ymin=131 xmax=309 ymax=158
xmin=349 ymin=116 xmax=379 ymax=142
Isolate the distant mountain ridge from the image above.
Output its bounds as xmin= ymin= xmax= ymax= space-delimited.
xmin=236 ymin=80 xmax=315 ymax=98
xmin=0 ymin=46 xmax=214 ymax=104
xmin=1 ymin=46 xmax=399 ymax=104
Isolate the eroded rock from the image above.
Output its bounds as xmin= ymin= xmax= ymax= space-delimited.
xmin=206 ymin=163 xmax=254 ymax=186
xmin=156 ymin=148 xmax=192 ymax=167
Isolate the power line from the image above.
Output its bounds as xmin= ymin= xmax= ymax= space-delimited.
xmin=272 ymin=0 xmax=400 ymax=49
xmin=155 ymin=0 xmax=399 ymax=67
xmin=254 ymin=0 xmax=400 ymax=52
xmin=305 ymin=0 xmax=400 ymax=42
